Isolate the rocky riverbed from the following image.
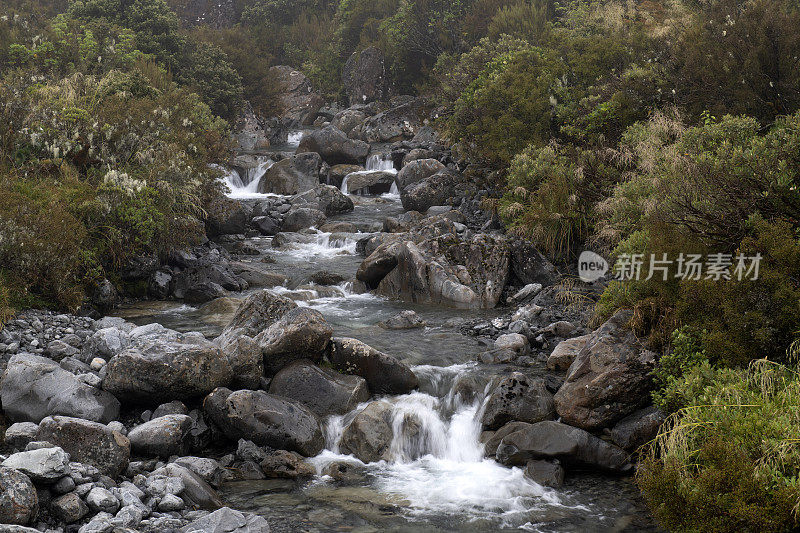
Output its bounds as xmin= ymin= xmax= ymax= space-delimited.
xmin=0 ymin=95 xmax=663 ymax=532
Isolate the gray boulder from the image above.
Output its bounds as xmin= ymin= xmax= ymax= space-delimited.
xmin=342 ymin=46 xmax=387 ymax=106
xmin=378 ymin=310 xmax=426 ymax=330
xmin=524 ymin=459 xmax=564 ymax=488
xmin=395 ymin=159 xmax=444 ymax=190
xmin=103 ymin=330 xmax=233 ymax=405
xmin=37 ymin=416 xmax=130 ymax=477
xmin=328 ymin=337 xmax=418 ymax=395
xmin=296 ymin=125 xmax=369 ymax=165
xmin=1 ymin=447 xmax=70 ymax=482
xmin=280 ymin=207 xmax=326 ymax=232
xmin=547 ymin=334 xmax=591 ymax=371
xmin=331 ymin=109 xmax=366 ymax=135
xmin=154 ymin=463 xmax=224 ymax=510
xmin=1 ymin=353 xmax=120 ymax=424
xmin=0 ymin=467 xmax=38 ymax=525
xmin=495 ymin=420 xmax=632 ymax=473
xmin=205 ymin=196 xmax=251 ymax=237
xmin=610 ymin=406 xmax=666 ymax=450
xmin=341 ymin=170 xmax=395 ymax=194
xmin=268 ymin=65 xmax=324 ymax=125
xmin=4 ymin=423 xmax=39 ymax=450
xmin=553 ymin=310 xmax=656 ymax=431
xmin=339 ymin=401 xmax=394 ymax=463
xmin=258 ymin=152 xmax=322 ymax=195
xmin=86 ymin=486 xmax=119 ymax=514
xmin=350 ymin=100 xmax=427 ymax=143
xmin=481 ymin=373 xmax=555 ymax=430
xmin=290 ymin=184 xmax=354 ymax=216
xmin=269 ymin=360 xmax=369 ymax=416
xmin=128 ymin=415 xmax=194 ymax=458
xmin=180 ymin=506 xmax=271 ymax=533
xmin=81 ymin=327 xmax=130 ymax=362
xmin=204 ymin=388 xmax=324 ymax=457
xmin=50 ymin=492 xmax=88 ymax=523
xmin=254 ymin=307 xmax=333 ymax=376
xmin=400 ymin=169 xmax=465 ymax=213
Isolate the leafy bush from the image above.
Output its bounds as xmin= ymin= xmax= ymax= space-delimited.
xmin=651 ymin=326 xmax=709 ymax=412
xmin=638 ymin=359 xmax=800 ymax=532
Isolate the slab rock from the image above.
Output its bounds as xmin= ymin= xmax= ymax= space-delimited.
xmin=553 ymin=310 xmax=657 ymax=431
xmin=495 ymin=420 xmax=632 ymax=473
xmin=327 ymin=337 xmax=418 ymax=395
xmin=1 ymin=447 xmax=70 ymax=483
xmin=204 ymin=388 xmax=324 ymax=457
xmin=0 ymin=353 xmax=120 ymax=424
xmin=103 ymin=328 xmax=233 ymax=405
xmin=37 ymin=416 xmax=130 ymax=477
xmin=269 ymin=360 xmax=369 ymax=417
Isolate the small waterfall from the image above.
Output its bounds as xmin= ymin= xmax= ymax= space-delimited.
xmin=216 ymin=157 xmax=275 ymax=199
xmin=366 ymin=153 xmax=397 ymax=174
xmin=287 ymin=130 xmax=304 ymax=147
xmin=339 ymin=174 xmax=350 ymax=194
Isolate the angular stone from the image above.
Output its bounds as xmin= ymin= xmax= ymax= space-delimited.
xmin=328 ymin=337 xmax=418 ymax=395
xmin=269 ymin=360 xmax=369 ymax=417
xmin=481 ymin=373 xmax=555 ymax=430
xmin=37 ymin=416 xmax=130 ymax=477
xmin=128 ymin=415 xmax=194 ymax=458
xmin=0 ymin=467 xmax=38 ymax=525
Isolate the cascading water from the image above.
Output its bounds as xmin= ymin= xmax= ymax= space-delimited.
xmin=217 ymin=157 xmax=276 ymax=199
xmin=340 ymin=152 xmax=399 ymax=196
xmin=286 ymin=130 xmax=305 ymax=147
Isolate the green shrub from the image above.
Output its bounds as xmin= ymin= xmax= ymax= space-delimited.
xmin=651 ymin=326 xmax=709 ymax=412
xmin=638 ymin=359 xmax=800 ymax=532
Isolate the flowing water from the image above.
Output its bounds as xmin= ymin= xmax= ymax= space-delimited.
xmin=116 ymin=153 xmax=656 ymax=532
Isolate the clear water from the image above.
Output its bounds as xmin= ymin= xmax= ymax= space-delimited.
xmin=112 ymin=185 xmax=657 ymax=533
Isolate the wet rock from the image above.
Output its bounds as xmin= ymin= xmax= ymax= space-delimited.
xmin=341 ymin=170 xmax=395 ymax=193
xmin=290 ymin=184 xmax=354 ymax=216
xmin=255 ymin=307 xmax=333 ymax=376
xmin=179 ymin=506 xmax=271 ymax=533
xmin=355 ymin=240 xmax=401 ymax=288
xmin=395 ymin=159 xmax=445 ymax=190
xmin=103 ymin=329 xmax=233 ymax=405
xmin=378 ymin=310 xmax=426 ymax=330
xmin=297 ymin=125 xmax=370 ymax=165
xmin=0 ymin=353 xmax=120 ymax=424
xmin=343 ymin=46 xmax=387 ymax=106
xmin=399 ymin=169 xmax=465 ymax=213
xmin=481 ymin=373 xmax=555 ymax=430
xmin=2 ymin=447 xmax=70 ymax=482
xmin=328 ymin=337 xmax=418 ymax=395
xmin=553 ymin=311 xmax=656 ymax=431
xmin=280 ymin=207 xmax=326 ymax=232
xmin=50 ymin=492 xmax=89 ymax=523
xmin=0 ymin=467 xmax=38 ymax=525
xmin=610 ymin=406 xmax=666 ymax=451
xmin=204 ymin=388 xmax=324 ymax=456
xmin=481 ymin=421 xmax=533 ymax=457
xmin=495 ymin=421 xmax=632 ymax=473
xmin=128 ymin=415 xmax=193 ymax=458
xmin=524 ymin=459 xmax=564 ymax=488
xmin=259 ymin=449 xmax=315 ymax=479
xmin=269 ymin=360 xmax=369 ymax=416
xmin=206 ymin=197 xmax=250 ymax=237
xmin=547 ymin=334 xmax=591 ymax=371
xmin=258 ymin=152 xmax=322 ymax=195
xmin=308 ymin=271 xmax=347 ymax=286
xmin=4 ymin=423 xmax=40 ymax=450
xmin=339 ymin=401 xmax=393 ymax=463
xmin=269 ymin=65 xmax=324 ymax=125
xmin=37 ymin=416 xmax=130 ymax=477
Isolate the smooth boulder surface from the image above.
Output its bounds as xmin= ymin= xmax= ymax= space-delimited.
xmin=254 ymin=307 xmax=333 ymax=376
xmin=495 ymin=421 xmax=632 ymax=473
xmin=0 ymin=467 xmax=38 ymax=525
xmin=395 ymin=159 xmax=445 ymax=190
xmin=339 ymin=401 xmax=394 ymax=463
xmin=342 ymin=46 xmax=387 ymax=106
xmin=399 ymin=169 xmax=465 ymax=213
xmin=297 ymin=125 xmax=369 ymax=165
xmin=103 ymin=329 xmax=233 ymax=405
xmin=1 ymin=447 xmax=71 ymax=482
xmin=258 ymin=152 xmax=322 ymax=195
xmin=180 ymin=506 xmax=271 ymax=533
xmin=0 ymin=353 xmax=120 ymax=424
xmin=37 ymin=416 xmax=130 ymax=477
xmin=269 ymin=360 xmax=369 ymax=416
xmin=328 ymin=337 xmax=418 ymax=395
xmin=128 ymin=414 xmax=194 ymax=458
xmin=481 ymin=373 xmax=556 ymax=430
xmin=547 ymin=334 xmax=591 ymax=371
xmin=204 ymin=388 xmax=324 ymax=456
xmin=553 ymin=310 xmax=657 ymax=431
xmin=610 ymin=406 xmax=666 ymax=450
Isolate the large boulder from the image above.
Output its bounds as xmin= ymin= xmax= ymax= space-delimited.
xmin=258 ymin=152 xmax=322 ymax=195
xmin=297 ymin=125 xmax=370 ymax=165
xmin=205 ymin=197 xmax=251 ymax=237
xmin=254 ymin=307 xmax=333 ymax=376
xmin=341 ymin=170 xmax=395 ymax=194
xmin=180 ymin=506 xmax=271 ymax=533
xmin=331 ymin=109 xmax=367 ymax=136
xmin=350 ymin=100 xmax=428 ymax=143
xmin=1 ymin=447 xmax=71 ymax=483
xmin=339 ymin=401 xmax=394 ymax=463
xmin=0 ymin=467 xmax=38 ymax=525
xmin=610 ymin=406 xmax=666 ymax=451
xmin=290 ymin=184 xmax=354 ymax=216
xmin=509 ymin=239 xmax=557 ymax=286
xmin=204 ymin=388 xmax=324 ymax=456
xmin=269 ymin=360 xmax=369 ymax=417
xmin=37 ymin=416 xmax=130 ymax=477
xmin=0 ymin=353 xmax=120 ymax=424
xmin=547 ymin=334 xmax=592 ymax=371
xmin=128 ymin=415 xmax=194 ymax=458
xmin=327 ymin=337 xmax=418 ymax=395
xmin=553 ymin=310 xmax=657 ymax=431
xmin=395 ymin=159 xmax=445 ymax=190
xmin=481 ymin=373 xmax=556 ymax=430
xmin=495 ymin=421 xmax=632 ymax=473
xmin=342 ymin=47 xmax=387 ymax=106
xmin=400 ymin=169 xmax=466 ymax=213
xmin=279 ymin=207 xmax=326 ymax=232
xmin=103 ymin=329 xmax=233 ymax=405
xmin=269 ymin=65 xmax=324 ymax=125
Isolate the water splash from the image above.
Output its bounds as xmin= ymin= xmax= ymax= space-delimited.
xmin=216 ymin=158 xmax=279 ymax=200
xmin=287 ymin=130 xmax=305 ymax=147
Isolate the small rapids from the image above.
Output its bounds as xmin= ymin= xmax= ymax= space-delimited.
xmin=217 ymin=157 xmax=277 ymax=199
